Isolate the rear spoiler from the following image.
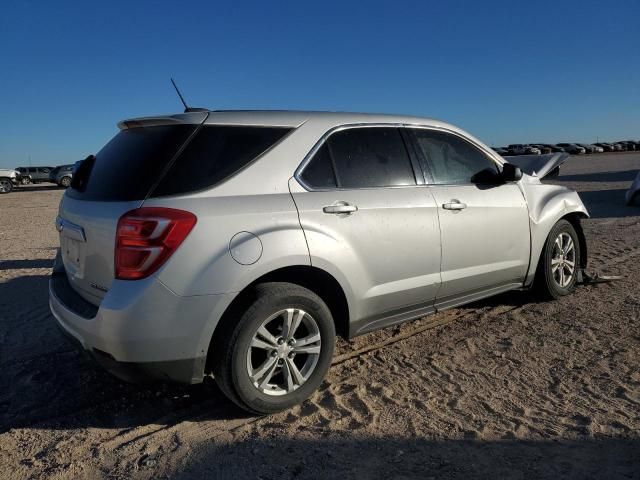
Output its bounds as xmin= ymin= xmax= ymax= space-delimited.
xmin=503 ymin=152 xmax=569 ymax=179
xmin=118 ymin=112 xmax=209 ymax=130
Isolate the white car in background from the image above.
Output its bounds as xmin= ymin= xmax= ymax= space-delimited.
xmin=627 ymin=171 xmax=640 ymax=206
xmin=0 ymin=168 xmax=19 ymax=193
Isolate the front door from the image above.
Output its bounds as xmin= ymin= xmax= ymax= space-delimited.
xmin=407 ymin=128 xmax=530 ymax=308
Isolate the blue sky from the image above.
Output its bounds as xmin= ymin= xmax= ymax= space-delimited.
xmin=1 ymin=0 xmax=639 ymax=168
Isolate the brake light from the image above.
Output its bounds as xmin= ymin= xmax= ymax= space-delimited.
xmin=115 ymin=207 xmax=197 ymax=280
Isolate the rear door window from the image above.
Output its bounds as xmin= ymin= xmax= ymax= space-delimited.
xmin=151 ymin=126 xmax=291 ymax=197
xmin=325 ymin=127 xmax=416 ymax=188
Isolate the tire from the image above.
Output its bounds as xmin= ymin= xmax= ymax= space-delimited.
xmin=534 ymin=219 xmax=581 ymax=300
xmin=0 ymin=178 xmax=13 ymax=194
xmin=60 ymin=176 xmax=72 ymax=188
xmin=20 ymin=177 xmax=31 ymax=185
xmin=213 ymin=282 xmax=335 ymax=415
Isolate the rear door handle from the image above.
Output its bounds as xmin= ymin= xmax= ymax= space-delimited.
xmin=323 ymin=202 xmax=358 ymax=215
xmin=442 ymin=200 xmax=467 ymax=210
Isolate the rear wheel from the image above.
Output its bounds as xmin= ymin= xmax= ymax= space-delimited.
xmin=535 ymin=219 xmax=580 ymax=299
xmin=60 ymin=176 xmax=72 ymax=188
xmin=214 ymin=282 xmax=335 ymax=415
xmin=0 ymin=178 xmax=13 ymax=194
xmin=20 ymin=176 xmax=31 ymax=185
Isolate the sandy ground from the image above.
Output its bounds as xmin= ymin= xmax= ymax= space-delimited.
xmin=1 ymin=154 xmax=639 ymax=479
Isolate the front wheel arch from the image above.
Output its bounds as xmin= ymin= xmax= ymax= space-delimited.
xmin=562 ymin=212 xmax=588 ymax=271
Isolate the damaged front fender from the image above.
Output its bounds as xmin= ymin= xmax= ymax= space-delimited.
xmin=519 ymin=177 xmax=590 ymax=286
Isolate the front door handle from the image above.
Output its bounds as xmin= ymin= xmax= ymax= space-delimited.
xmin=442 ymin=200 xmax=467 ymax=210
xmin=323 ymin=202 xmax=358 ymax=215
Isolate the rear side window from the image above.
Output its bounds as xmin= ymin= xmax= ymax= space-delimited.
xmin=410 ymin=129 xmax=498 ymax=184
xmin=301 ymin=127 xmax=415 ymax=189
xmin=68 ymin=125 xmax=196 ymax=201
xmin=151 ymin=126 xmax=291 ymax=197
xmin=299 ymin=144 xmax=337 ymax=189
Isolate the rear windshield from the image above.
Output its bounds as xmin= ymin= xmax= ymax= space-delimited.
xmin=68 ymin=124 xmax=291 ymax=201
xmin=68 ymin=125 xmax=196 ymax=201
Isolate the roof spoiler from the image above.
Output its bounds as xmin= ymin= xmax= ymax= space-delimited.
xmin=117 ymin=111 xmax=209 ymax=130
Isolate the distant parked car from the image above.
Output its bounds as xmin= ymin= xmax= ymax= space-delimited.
xmin=49 ymin=164 xmax=74 ymax=187
xmin=556 ymin=143 xmax=586 ymax=155
xmin=531 ymin=144 xmax=552 ymax=154
xmin=612 ymin=143 xmax=625 ymax=152
xmin=541 ymin=144 xmax=566 ymax=153
xmin=576 ymin=143 xmax=597 ymax=154
xmin=0 ymin=168 xmax=19 ymax=193
xmin=492 ymin=147 xmax=509 ymax=155
xmin=508 ymin=144 xmax=541 ymax=155
xmin=594 ymin=143 xmax=615 ymax=152
xmin=618 ymin=141 xmax=636 ymax=151
xmin=15 ymin=166 xmax=55 ymax=184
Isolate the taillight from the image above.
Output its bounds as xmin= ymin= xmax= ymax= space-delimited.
xmin=115 ymin=207 xmax=197 ymax=280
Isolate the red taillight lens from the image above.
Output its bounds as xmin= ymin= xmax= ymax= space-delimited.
xmin=115 ymin=207 xmax=197 ymax=280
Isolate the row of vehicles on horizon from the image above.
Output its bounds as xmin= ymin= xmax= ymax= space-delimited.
xmin=0 ymin=164 xmax=75 ymax=193
xmin=492 ymin=140 xmax=640 ymax=156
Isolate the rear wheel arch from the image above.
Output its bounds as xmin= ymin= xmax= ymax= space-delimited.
xmin=205 ymin=265 xmax=350 ymax=374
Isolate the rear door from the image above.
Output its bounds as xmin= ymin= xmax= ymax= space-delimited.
xmin=291 ymin=126 xmax=441 ymax=334
xmin=407 ymin=128 xmax=530 ymax=308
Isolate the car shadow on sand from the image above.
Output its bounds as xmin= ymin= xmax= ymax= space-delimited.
xmin=559 ymin=169 xmax=638 ymax=183
xmin=172 ymin=436 xmax=640 ymax=479
xmin=0 ymin=258 xmax=54 ymax=270
xmin=12 ymin=185 xmax=63 ymax=192
xmin=577 ymin=188 xmax=638 ymax=219
xmin=0 ymin=274 xmax=247 ymax=434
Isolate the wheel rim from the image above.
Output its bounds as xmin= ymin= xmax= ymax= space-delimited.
xmin=246 ymin=308 xmax=321 ymax=396
xmin=551 ymin=232 xmax=576 ymax=288
xmin=61 ymin=177 xmax=71 ymax=187
xmin=0 ymin=180 xmax=11 ymax=192
xmin=21 ymin=177 xmax=30 ymax=185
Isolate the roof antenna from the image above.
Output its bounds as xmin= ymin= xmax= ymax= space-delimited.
xmin=170 ymin=78 xmax=208 ymax=113
xmin=171 ymin=78 xmax=189 ymax=111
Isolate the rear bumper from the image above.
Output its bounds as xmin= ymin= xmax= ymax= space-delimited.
xmin=49 ymin=254 xmax=234 ymax=384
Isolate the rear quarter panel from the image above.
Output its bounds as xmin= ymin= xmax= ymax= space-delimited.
xmin=145 ymin=193 xmax=310 ymax=296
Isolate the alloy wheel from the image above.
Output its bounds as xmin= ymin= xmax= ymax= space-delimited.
xmin=551 ymin=232 xmax=576 ymax=288
xmin=246 ymin=308 xmax=321 ymax=396
xmin=0 ymin=179 xmax=12 ymax=193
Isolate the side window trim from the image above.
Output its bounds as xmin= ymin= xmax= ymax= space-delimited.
xmin=324 ymin=140 xmax=342 ymax=188
xmin=399 ymin=128 xmax=429 ymax=185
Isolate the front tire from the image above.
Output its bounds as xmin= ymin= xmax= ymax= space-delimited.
xmin=60 ymin=176 xmax=72 ymax=188
xmin=535 ymin=219 xmax=581 ymax=300
xmin=213 ymin=282 xmax=335 ymax=415
xmin=0 ymin=178 xmax=13 ymax=194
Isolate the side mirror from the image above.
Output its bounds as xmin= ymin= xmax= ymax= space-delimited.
xmin=502 ymin=162 xmax=523 ymax=182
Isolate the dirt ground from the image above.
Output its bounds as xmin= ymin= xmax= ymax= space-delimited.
xmin=1 ymin=153 xmax=639 ymax=479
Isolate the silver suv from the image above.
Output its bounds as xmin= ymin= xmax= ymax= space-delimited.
xmin=50 ymin=111 xmax=589 ymax=414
